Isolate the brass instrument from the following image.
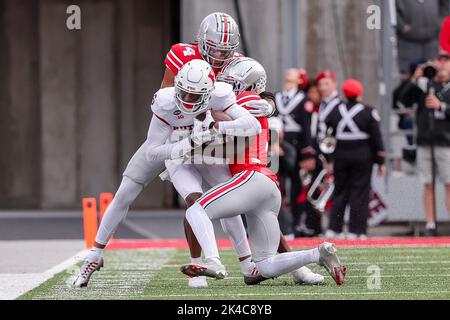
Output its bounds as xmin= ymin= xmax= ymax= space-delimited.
xmin=318 ymin=128 xmax=337 ymax=155
xmin=307 ymin=155 xmax=334 ymax=213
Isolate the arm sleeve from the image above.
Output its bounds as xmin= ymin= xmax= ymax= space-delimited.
xmin=145 ymin=115 xmax=191 ymax=162
xmin=368 ymin=110 xmax=386 ymax=165
xmin=219 ymin=104 xmax=262 ymax=136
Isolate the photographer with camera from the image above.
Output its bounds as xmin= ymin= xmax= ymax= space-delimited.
xmin=399 ymin=52 xmax=450 ymax=236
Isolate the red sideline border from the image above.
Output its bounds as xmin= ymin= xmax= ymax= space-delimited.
xmin=106 ymin=237 xmax=450 ymax=250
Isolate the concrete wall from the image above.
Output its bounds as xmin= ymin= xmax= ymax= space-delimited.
xmin=0 ymin=0 xmax=176 ymax=209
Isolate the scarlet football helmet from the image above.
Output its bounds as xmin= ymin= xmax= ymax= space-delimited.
xmin=197 ymin=12 xmax=240 ymax=68
xmin=216 ymin=57 xmax=267 ymax=95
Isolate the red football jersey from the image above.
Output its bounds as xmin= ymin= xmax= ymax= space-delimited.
xmin=229 ymin=92 xmax=278 ymax=182
xmin=164 ymin=43 xmax=222 ymax=76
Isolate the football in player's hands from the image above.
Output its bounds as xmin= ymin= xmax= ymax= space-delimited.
xmin=211 ymin=111 xmax=232 ymax=122
xmin=195 ymin=112 xmax=207 ymax=121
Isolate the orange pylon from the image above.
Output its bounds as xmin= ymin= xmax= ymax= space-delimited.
xmin=99 ymin=193 xmax=113 ymax=221
xmin=82 ymin=198 xmax=98 ymax=249
xmin=99 ymin=192 xmax=114 ymax=241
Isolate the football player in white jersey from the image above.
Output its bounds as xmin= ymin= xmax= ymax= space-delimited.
xmin=71 ymin=13 xmax=246 ymax=289
xmin=72 ymin=60 xmax=267 ymax=288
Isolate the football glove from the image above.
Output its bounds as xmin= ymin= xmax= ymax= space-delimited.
xmin=190 ymin=119 xmax=218 ymax=147
xmin=245 ymin=99 xmax=274 ymax=118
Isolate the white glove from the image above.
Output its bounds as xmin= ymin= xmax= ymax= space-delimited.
xmin=190 ymin=119 xmax=217 ymax=147
xmin=245 ymin=99 xmax=274 ymax=118
xmin=202 ymin=110 xmax=216 ymax=130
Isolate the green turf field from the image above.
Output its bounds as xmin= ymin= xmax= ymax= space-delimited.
xmin=19 ymin=247 xmax=450 ymax=300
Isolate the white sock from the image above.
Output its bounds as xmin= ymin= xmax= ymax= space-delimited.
xmin=191 ymin=257 xmax=203 ymax=265
xmin=95 ymin=176 xmax=142 ymax=245
xmin=255 ymin=249 xmax=320 ymax=279
xmin=220 ymin=216 xmax=251 ymax=258
xmin=185 ymin=202 xmax=219 ymax=260
xmin=426 ymin=222 xmax=436 ymax=229
xmin=239 ymin=257 xmax=254 ymax=275
xmin=86 ymin=247 xmax=103 ymax=262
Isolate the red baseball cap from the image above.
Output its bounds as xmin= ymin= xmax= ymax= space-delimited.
xmin=298 ymin=68 xmax=309 ymax=90
xmin=314 ymin=70 xmax=336 ymax=83
xmin=342 ymin=79 xmax=364 ymax=98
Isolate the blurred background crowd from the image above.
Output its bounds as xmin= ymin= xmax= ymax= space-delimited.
xmin=270 ymin=0 xmax=450 ymax=238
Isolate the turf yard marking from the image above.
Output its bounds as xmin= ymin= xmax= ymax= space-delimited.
xmin=20 ymin=246 xmax=450 ymax=300
xmin=142 ymin=290 xmax=450 ymax=299
xmin=20 ymin=249 xmax=175 ymax=300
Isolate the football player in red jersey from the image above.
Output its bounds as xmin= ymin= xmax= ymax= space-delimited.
xmin=216 ymin=57 xmax=325 ymax=285
xmin=161 ymin=12 xmax=240 ymax=88
xmin=180 ymin=57 xmax=346 ymax=286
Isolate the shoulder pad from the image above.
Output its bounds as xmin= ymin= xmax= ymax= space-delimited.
xmin=213 ymin=82 xmax=234 ymax=97
xmin=151 ymin=87 xmax=176 ymax=114
xmin=210 ymin=82 xmax=236 ymax=111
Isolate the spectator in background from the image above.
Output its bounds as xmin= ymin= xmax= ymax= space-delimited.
xmin=392 ymin=61 xmax=425 ymax=146
xmin=293 ymin=79 xmax=335 ymax=237
xmin=396 ymin=0 xmax=448 ymax=75
xmin=274 ymin=69 xmax=316 ymax=234
xmin=324 ymin=80 xmax=385 ymax=239
xmin=398 ymin=52 xmax=450 ymax=236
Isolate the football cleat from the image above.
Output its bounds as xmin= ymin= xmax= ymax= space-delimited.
xmin=180 ymin=258 xmax=227 ymax=280
xmin=188 ymin=276 xmax=208 ymax=288
xmin=292 ymin=266 xmax=325 ymax=285
xmin=71 ymin=257 xmax=104 ymax=288
xmin=243 ymin=265 xmax=269 ymax=286
xmin=318 ymin=242 xmax=346 ymax=286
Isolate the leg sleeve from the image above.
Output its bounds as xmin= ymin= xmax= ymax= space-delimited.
xmin=95 ymin=176 xmax=143 ymax=245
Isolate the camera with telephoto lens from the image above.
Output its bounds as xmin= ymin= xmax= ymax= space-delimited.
xmin=422 ymin=61 xmax=438 ymax=80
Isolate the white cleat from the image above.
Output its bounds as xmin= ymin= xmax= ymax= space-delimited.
xmin=71 ymin=257 xmax=104 ymax=288
xmin=180 ymin=258 xmax=227 ymax=280
xmin=292 ymin=266 xmax=325 ymax=285
xmin=318 ymin=242 xmax=346 ymax=286
xmin=188 ymin=276 xmax=208 ymax=288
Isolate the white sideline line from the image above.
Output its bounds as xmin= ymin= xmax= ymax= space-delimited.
xmin=0 ymin=249 xmax=88 ymax=300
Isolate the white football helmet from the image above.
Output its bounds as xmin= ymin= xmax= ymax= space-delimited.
xmin=197 ymin=12 xmax=240 ymax=68
xmin=174 ymin=59 xmax=215 ymax=115
xmin=216 ymin=57 xmax=267 ymax=95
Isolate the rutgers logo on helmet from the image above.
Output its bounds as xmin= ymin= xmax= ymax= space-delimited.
xmin=216 ymin=57 xmax=267 ymax=95
xmin=197 ymin=12 xmax=240 ymax=69
xmin=174 ymin=59 xmax=215 ymax=115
